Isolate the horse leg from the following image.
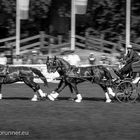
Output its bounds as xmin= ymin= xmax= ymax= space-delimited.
xmin=23 ymin=77 xmax=46 ymax=101
xmin=68 ymin=84 xmax=75 ymax=100
xmin=70 ymin=82 xmax=82 ymax=103
xmin=100 ymin=85 xmax=112 ymax=103
xmin=0 ymin=84 xmax=2 ymax=100
xmin=48 ymin=80 xmax=67 ymax=101
xmin=107 ymin=87 xmax=115 ymax=97
xmin=132 ymin=72 xmax=140 ymax=84
xmin=51 ymin=79 xmax=64 ymax=93
xmin=53 ymin=79 xmax=75 ymax=100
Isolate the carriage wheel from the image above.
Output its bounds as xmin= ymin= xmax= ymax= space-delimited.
xmin=115 ymin=81 xmax=137 ymax=103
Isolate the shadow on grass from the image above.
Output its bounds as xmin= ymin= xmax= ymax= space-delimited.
xmin=2 ymin=96 xmax=140 ymax=103
xmin=2 ymin=96 xmax=105 ymax=102
xmin=57 ymin=97 xmax=105 ymax=102
xmin=3 ymin=97 xmax=31 ymax=100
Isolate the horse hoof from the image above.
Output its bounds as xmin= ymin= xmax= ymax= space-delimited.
xmin=47 ymin=95 xmax=55 ymax=101
xmin=75 ymin=99 xmax=82 ymax=103
xmin=31 ymin=98 xmax=38 ymax=102
xmin=0 ymin=94 xmax=2 ymax=100
xmin=106 ymin=99 xmax=112 ymax=103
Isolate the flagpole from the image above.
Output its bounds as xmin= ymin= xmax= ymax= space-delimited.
xmin=16 ymin=0 xmax=20 ymax=55
xmin=71 ymin=0 xmax=76 ymax=50
xmin=126 ymin=0 xmax=131 ymax=54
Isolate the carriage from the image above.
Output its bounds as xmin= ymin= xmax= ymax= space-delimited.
xmin=114 ymin=61 xmax=140 ymax=103
xmin=46 ymin=56 xmax=140 ymax=103
xmin=62 ymin=62 xmax=140 ymax=103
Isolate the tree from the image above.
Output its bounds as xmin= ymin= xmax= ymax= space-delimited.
xmin=87 ymin=0 xmax=126 ymax=41
xmin=0 ymin=0 xmax=51 ymax=37
xmin=87 ymin=0 xmax=140 ymax=43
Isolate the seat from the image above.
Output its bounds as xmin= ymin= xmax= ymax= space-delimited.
xmin=132 ymin=60 xmax=140 ymax=72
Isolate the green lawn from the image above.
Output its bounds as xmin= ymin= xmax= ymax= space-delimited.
xmin=0 ymin=83 xmax=140 ymax=140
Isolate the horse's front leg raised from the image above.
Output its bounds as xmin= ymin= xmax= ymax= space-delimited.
xmin=48 ymin=79 xmax=67 ymax=101
xmin=50 ymin=79 xmax=75 ymax=100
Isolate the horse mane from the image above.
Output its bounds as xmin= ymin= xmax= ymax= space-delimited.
xmin=57 ymin=57 xmax=71 ymax=70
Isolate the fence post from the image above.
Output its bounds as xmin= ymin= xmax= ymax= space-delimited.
xmin=48 ymin=38 xmax=55 ymax=57
xmin=5 ymin=42 xmax=13 ymax=64
xmin=40 ymin=31 xmax=45 ymax=48
xmin=118 ymin=35 xmax=123 ymax=51
xmin=57 ymin=35 xmax=63 ymax=44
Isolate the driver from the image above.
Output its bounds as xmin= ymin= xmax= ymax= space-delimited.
xmin=116 ymin=45 xmax=140 ymax=79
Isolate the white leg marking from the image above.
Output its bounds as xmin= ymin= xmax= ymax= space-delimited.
xmin=47 ymin=95 xmax=55 ymax=101
xmin=105 ymin=92 xmax=111 ymax=103
xmin=31 ymin=94 xmax=38 ymax=102
xmin=132 ymin=77 xmax=140 ymax=84
xmin=50 ymin=91 xmax=59 ymax=99
xmin=107 ymin=87 xmax=115 ymax=97
xmin=75 ymin=94 xmax=82 ymax=103
xmin=37 ymin=89 xmax=46 ymax=97
xmin=47 ymin=91 xmax=59 ymax=101
xmin=0 ymin=94 xmax=2 ymax=100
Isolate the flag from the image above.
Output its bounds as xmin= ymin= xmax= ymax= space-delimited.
xmin=19 ymin=0 xmax=30 ymax=19
xmin=75 ymin=0 xmax=88 ymax=14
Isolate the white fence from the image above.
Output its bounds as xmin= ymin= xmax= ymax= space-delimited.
xmin=1 ymin=32 xmax=140 ymax=59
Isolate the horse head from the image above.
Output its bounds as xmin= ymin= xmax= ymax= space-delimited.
xmin=46 ymin=56 xmax=54 ymax=73
xmin=46 ymin=56 xmax=61 ymax=73
xmin=46 ymin=56 xmax=72 ymax=76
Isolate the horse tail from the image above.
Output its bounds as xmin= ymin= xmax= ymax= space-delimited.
xmin=30 ymin=67 xmax=48 ymax=87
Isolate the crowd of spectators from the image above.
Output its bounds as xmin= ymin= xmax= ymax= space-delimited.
xmin=0 ymin=50 xmax=120 ymax=66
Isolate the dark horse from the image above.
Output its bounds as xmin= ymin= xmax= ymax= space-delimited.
xmin=46 ymin=56 xmax=115 ymax=103
xmin=0 ymin=64 xmax=48 ymax=101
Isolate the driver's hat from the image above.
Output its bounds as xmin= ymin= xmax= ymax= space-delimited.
xmin=127 ymin=44 xmax=132 ymax=49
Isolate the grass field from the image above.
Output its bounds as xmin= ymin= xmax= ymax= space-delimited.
xmin=0 ymin=82 xmax=140 ymax=140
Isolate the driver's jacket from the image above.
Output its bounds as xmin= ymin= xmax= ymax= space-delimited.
xmin=124 ymin=49 xmax=140 ymax=64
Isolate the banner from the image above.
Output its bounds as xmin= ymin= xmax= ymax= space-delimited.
xmin=19 ymin=0 xmax=30 ymax=19
xmin=75 ymin=0 xmax=88 ymax=14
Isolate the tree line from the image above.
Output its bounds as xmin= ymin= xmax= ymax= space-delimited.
xmin=0 ymin=0 xmax=140 ymax=44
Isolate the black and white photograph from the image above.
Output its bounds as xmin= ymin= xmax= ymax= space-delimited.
xmin=0 ymin=0 xmax=140 ymax=139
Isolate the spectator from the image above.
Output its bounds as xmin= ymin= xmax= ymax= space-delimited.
xmin=88 ymin=53 xmax=96 ymax=65
xmin=26 ymin=58 xmax=32 ymax=64
xmin=0 ymin=53 xmax=7 ymax=65
xmin=37 ymin=58 xmax=44 ymax=64
xmin=100 ymin=54 xmax=109 ymax=64
xmin=67 ymin=51 xmax=81 ymax=66
xmin=13 ymin=55 xmax=23 ymax=65
xmin=32 ymin=50 xmax=38 ymax=64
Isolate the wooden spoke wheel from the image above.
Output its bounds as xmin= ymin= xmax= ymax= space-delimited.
xmin=115 ymin=81 xmax=137 ymax=103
